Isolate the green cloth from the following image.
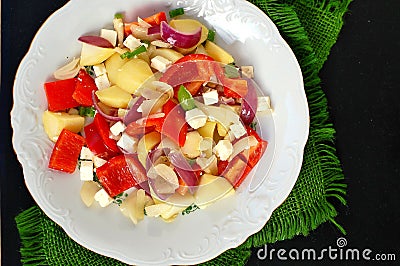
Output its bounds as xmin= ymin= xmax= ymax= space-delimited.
xmin=15 ymin=0 xmax=351 ymax=265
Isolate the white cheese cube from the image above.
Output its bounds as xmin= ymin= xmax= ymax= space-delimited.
xmin=230 ymin=123 xmax=247 ymax=139
xmin=94 ymin=189 xmax=113 ymax=207
xmin=95 ymin=74 xmax=111 ymax=90
xmin=151 ymin=56 xmax=172 ymax=73
xmin=202 ymin=90 xmax=219 ymax=105
xmin=100 ymin=29 xmax=117 ymax=47
xmin=224 ymin=129 xmax=236 ymax=142
xmin=80 ymin=160 xmax=94 ymax=181
xmin=185 ymin=108 xmax=207 ymax=129
xmin=240 ymin=65 xmax=254 ymax=78
xmin=93 ymin=156 xmax=107 ymax=168
xmin=93 ymin=64 xmax=107 ymax=77
xmin=123 ymin=35 xmax=142 ymax=51
xmin=110 ymin=121 xmax=126 ymax=136
xmin=213 ymin=139 xmax=233 ymax=161
xmin=257 ymin=96 xmax=272 ymax=112
xmin=80 ymin=146 xmax=93 ymax=160
xmin=117 ymin=133 xmax=138 ymax=153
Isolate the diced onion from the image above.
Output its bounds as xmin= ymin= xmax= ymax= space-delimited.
xmin=53 ymin=58 xmax=81 ymax=80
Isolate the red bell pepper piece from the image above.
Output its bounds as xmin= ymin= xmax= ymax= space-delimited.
xmin=124 ymin=11 xmax=167 ymax=35
xmin=220 ymin=155 xmax=252 ymax=189
xmin=175 ymin=54 xmax=215 ymax=64
xmin=72 ymin=69 xmax=98 ymax=106
xmin=245 ymin=126 xmax=268 ymax=168
xmin=84 ymin=114 xmax=121 ymax=160
xmin=48 ymin=129 xmax=86 ymax=173
xmin=44 ymin=78 xmax=78 ymax=111
xmin=162 ymin=100 xmax=188 ymax=146
xmin=96 ymin=155 xmax=144 ymax=197
xmin=125 ymin=115 xmax=165 ymax=137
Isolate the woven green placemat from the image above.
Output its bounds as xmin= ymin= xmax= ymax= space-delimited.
xmin=15 ymin=0 xmax=351 ymax=265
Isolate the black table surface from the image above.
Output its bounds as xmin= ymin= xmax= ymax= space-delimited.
xmin=2 ymin=0 xmax=399 ymax=265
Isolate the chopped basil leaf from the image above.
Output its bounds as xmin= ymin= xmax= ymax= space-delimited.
xmin=178 ymin=85 xmax=196 ymax=111
xmin=224 ymin=64 xmax=240 ymax=78
xmin=78 ymin=106 xmax=96 ymax=117
xmin=169 ymin=7 xmax=185 ymax=18
xmin=249 ymin=121 xmax=258 ymax=130
xmin=120 ymin=45 xmax=147 ymax=59
xmin=182 ymin=203 xmax=200 ymax=215
xmin=207 ymin=29 xmax=216 ymax=42
xmin=84 ymin=65 xmax=95 ymax=78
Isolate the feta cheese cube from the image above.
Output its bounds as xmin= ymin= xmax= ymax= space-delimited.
xmin=95 ymin=74 xmax=111 ymax=90
xmin=93 ymin=156 xmax=107 ymax=168
xmin=240 ymin=65 xmax=254 ymax=78
xmin=100 ymin=29 xmax=117 ymax=47
xmin=257 ymin=96 xmax=272 ymax=112
xmin=117 ymin=133 xmax=138 ymax=153
xmin=94 ymin=189 xmax=113 ymax=207
xmin=213 ymin=139 xmax=233 ymax=161
xmin=110 ymin=121 xmax=126 ymax=136
xmin=202 ymin=90 xmax=219 ymax=105
xmin=80 ymin=146 xmax=93 ymax=160
xmin=93 ymin=64 xmax=107 ymax=77
xmin=151 ymin=56 xmax=172 ymax=73
xmin=123 ymin=34 xmax=142 ymax=51
xmin=80 ymin=160 xmax=94 ymax=181
xmin=230 ymin=123 xmax=247 ymax=139
xmin=185 ymin=108 xmax=207 ymax=129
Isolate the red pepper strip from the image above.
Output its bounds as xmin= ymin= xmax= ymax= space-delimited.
xmin=96 ymin=155 xmax=141 ymax=197
xmin=220 ymin=155 xmax=252 ymax=189
xmin=124 ymin=11 xmax=167 ymax=35
xmin=212 ymin=63 xmax=248 ymax=99
xmin=48 ymin=129 xmax=85 ymax=173
xmin=162 ymin=100 xmax=188 ymax=147
xmin=244 ymin=126 xmax=268 ymax=168
xmin=44 ymin=78 xmax=78 ymax=111
xmin=84 ymin=114 xmax=121 ymax=160
xmin=175 ymin=54 xmax=215 ymax=63
xmin=72 ymin=69 xmax=98 ymax=106
xmin=125 ymin=116 xmax=165 ymax=138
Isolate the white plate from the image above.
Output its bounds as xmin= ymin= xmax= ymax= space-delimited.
xmin=11 ymin=0 xmax=309 ymax=265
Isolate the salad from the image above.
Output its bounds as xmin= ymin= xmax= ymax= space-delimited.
xmin=42 ymin=8 xmax=271 ymax=224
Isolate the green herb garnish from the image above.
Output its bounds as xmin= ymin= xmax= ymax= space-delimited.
xmin=177 ymin=85 xmax=196 ymax=111
xmin=207 ymin=29 xmax=216 ymax=42
xmin=84 ymin=65 xmax=95 ymax=78
xmin=114 ymin=13 xmax=124 ymax=19
xmin=182 ymin=203 xmax=200 ymax=215
xmin=169 ymin=7 xmax=185 ymax=18
xmin=249 ymin=121 xmax=258 ymax=130
xmin=78 ymin=106 xmax=96 ymax=117
xmin=120 ymin=45 xmax=147 ymax=59
xmin=224 ymin=64 xmax=240 ymax=79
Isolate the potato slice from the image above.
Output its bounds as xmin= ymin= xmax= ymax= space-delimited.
xmin=95 ymin=85 xmax=132 ymax=108
xmin=150 ymin=48 xmax=184 ymax=63
xmin=115 ymin=58 xmax=153 ymax=94
xmin=80 ymin=43 xmax=116 ymax=66
xmin=42 ymin=111 xmax=85 ymax=142
xmin=181 ymin=131 xmax=203 ymax=159
xmin=137 ymin=131 xmax=161 ymax=168
xmin=80 ymin=181 xmax=101 ymax=207
xmin=194 ymin=174 xmax=234 ymax=209
xmin=104 ymin=53 xmax=129 ymax=85
xmin=204 ymin=40 xmax=234 ymax=64
xmin=197 ymin=121 xmax=217 ymax=139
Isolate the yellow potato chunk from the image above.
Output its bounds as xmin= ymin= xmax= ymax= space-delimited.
xmin=80 ymin=43 xmax=115 ymax=66
xmin=197 ymin=121 xmax=217 ymax=139
xmin=194 ymin=174 xmax=234 ymax=209
xmin=181 ymin=131 xmax=203 ymax=158
xmin=204 ymin=40 xmax=234 ymax=64
xmin=115 ymin=58 xmax=153 ymax=94
xmin=137 ymin=131 xmax=162 ymax=168
xmin=104 ymin=53 xmax=129 ymax=85
xmin=95 ymin=85 xmax=132 ymax=108
xmin=150 ymin=48 xmax=184 ymax=63
xmin=42 ymin=111 xmax=85 ymax=142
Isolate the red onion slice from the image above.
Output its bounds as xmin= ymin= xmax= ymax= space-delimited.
xmin=78 ymin=36 xmax=114 ymax=48
xmin=123 ymin=96 xmax=145 ymax=125
xmin=168 ymin=151 xmax=200 ymax=194
xmin=240 ymin=78 xmax=258 ymax=125
xmin=148 ymin=25 xmax=161 ymax=35
xmin=92 ymin=92 xmax=123 ymax=122
xmin=160 ymin=21 xmax=202 ymax=49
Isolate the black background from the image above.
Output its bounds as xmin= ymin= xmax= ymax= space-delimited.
xmin=1 ymin=0 xmax=399 ymax=265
